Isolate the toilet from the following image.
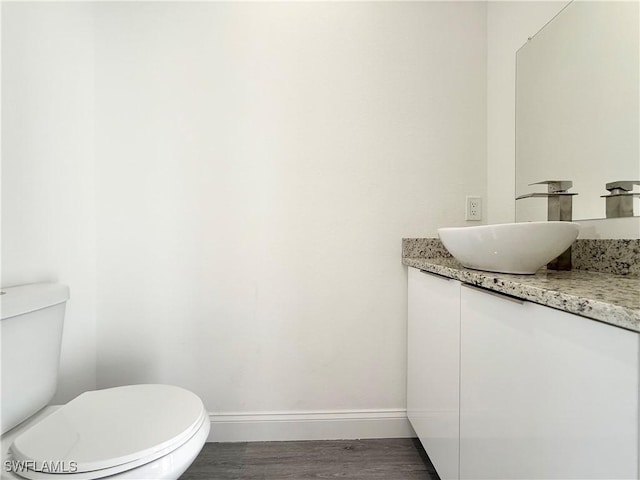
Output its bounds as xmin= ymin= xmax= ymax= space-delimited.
xmin=1 ymin=283 xmax=210 ymax=479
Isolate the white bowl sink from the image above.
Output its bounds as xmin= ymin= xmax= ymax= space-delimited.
xmin=438 ymin=221 xmax=580 ymax=274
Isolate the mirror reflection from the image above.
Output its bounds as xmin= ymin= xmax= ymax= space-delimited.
xmin=515 ymin=0 xmax=639 ymax=223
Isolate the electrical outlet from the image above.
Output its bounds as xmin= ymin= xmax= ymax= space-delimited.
xmin=466 ymin=196 xmax=482 ymax=221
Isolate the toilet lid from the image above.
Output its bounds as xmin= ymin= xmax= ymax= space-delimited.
xmin=10 ymin=384 xmax=206 ymax=475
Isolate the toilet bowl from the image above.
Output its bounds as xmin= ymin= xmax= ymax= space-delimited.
xmin=2 ymin=385 xmax=210 ymax=480
xmin=1 ymin=284 xmax=209 ymax=480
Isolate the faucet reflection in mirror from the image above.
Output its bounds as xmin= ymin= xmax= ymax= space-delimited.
xmin=516 ymin=180 xmax=577 ymax=270
xmin=601 ymin=181 xmax=640 ymax=218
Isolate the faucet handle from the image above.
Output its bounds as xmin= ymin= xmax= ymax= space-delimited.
xmin=529 ymin=180 xmax=573 ymax=193
xmin=605 ymin=180 xmax=640 ymax=193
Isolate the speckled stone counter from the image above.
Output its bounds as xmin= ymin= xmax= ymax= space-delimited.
xmin=402 ymin=256 xmax=640 ymax=332
xmin=572 ymin=239 xmax=640 ymax=276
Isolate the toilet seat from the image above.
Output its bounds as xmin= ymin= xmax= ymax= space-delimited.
xmin=8 ymin=384 xmax=207 ymax=480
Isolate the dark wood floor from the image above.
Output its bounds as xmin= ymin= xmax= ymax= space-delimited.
xmin=180 ymin=438 xmax=440 ymax=480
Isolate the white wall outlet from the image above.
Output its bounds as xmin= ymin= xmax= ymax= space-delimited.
xmin=466 ymin=196 xmax=482 ymax=221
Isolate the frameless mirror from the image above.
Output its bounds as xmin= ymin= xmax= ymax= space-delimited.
xmin=515 ymin=0 xmax=639 ymax=224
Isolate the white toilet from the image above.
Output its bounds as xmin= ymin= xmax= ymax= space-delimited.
xmin=1 ymin=283 xmax=210 ymax=479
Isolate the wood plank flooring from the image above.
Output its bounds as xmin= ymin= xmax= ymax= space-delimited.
xmin=180 ymin=438 xmax=440 ymax=479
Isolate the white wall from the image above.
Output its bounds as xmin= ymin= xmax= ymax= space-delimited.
xmin=1 ymin=3 xmax=97 ymax=403
xmin=577 ymin=217 xmax=640 ymax=240
xmin=13 ymin=0 xmax=638 ymax=439
xmin=486 ymin=1 xmax=567 ymax=224
xmin=93 ymin=1 xmax=487 ymax=422
xmin=2 ymin=1 xmax=486 ymax=434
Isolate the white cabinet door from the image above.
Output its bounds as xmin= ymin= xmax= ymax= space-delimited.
xmin=407 ymin=267 xmax=461 ymax=480
xmin=460 ymin=284 xmax=639 ymax=480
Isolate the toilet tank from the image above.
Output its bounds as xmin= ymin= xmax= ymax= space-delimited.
xmin=1 ymin=283 xmax=69 ymax=434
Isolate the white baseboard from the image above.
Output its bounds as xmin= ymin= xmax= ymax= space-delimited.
xmin=207 ymin=409 xmax=416 ymax=443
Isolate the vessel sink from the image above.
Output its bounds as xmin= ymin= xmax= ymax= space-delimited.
xmin=437 ymin=221 xmax=580 ymax=274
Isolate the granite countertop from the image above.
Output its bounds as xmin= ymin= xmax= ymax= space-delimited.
xmin=403 ymin=256 xmax=640 ymax=333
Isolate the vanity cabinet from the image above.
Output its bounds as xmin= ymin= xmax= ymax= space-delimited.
xmin=407 ymin=268 xmax=461 ymax=480
xmin=407 ymin=267 xmax=640 ymax=480
xmin=460 ymin=284 xmax=638 ymax=479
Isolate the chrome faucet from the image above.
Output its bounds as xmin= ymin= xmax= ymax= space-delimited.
xmin=600 ymin=181 xmax=640 ymax=218
xmin=516 ymin=180 xmax=577 ymax=221
xmin=516 ymin=180 xmax=578 ymax=270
